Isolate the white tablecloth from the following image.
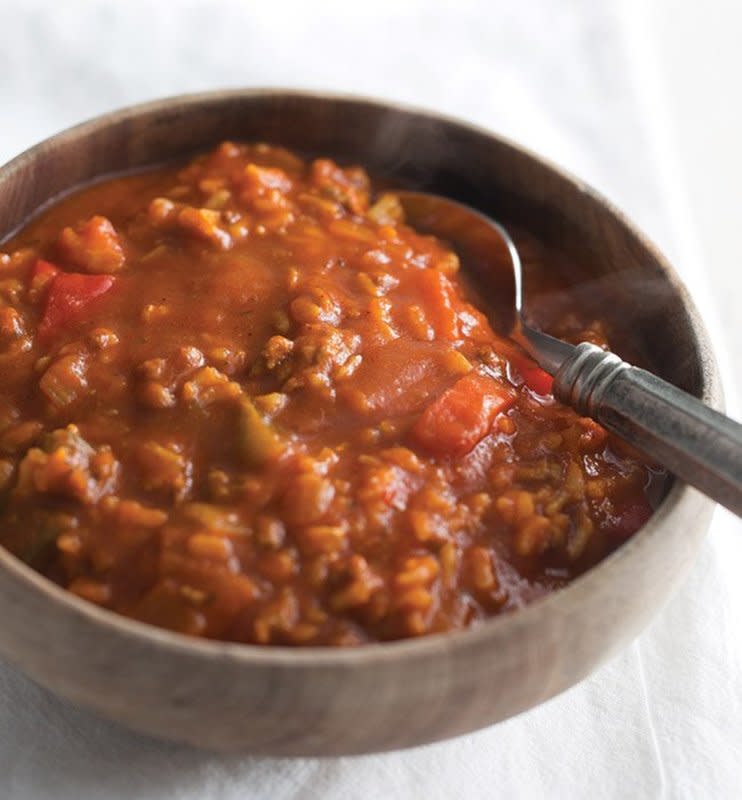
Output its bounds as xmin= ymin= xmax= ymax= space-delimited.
xmin=1 ymin=1 xmax=740 ymax=797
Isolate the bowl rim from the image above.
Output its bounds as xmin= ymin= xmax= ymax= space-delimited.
xmin=0 ymin=87 xmax=722 ymax=668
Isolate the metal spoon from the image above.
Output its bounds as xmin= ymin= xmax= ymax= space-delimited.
xmin=396 ymin=191 xmax=742 ymax=517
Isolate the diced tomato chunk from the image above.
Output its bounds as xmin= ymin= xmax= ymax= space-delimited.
xmin=39 ymin=273 xmax=116 ymax=340
xmin=412 ymin=370 xmax=515 ymax=457
xmin=417 ymin=269 xmax=459 ymax=340
xmin=351 ymin=339 xmax=454 ymax=418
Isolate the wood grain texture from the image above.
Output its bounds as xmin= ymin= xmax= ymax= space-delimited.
xmin=0 ymin=90 xmax=721 ymax=755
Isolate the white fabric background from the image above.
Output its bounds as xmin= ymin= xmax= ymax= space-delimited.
xmin=0 ymin=1 xmax=740 ymax=797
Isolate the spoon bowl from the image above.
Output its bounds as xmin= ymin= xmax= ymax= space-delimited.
xmin=397 ymin=190 xmax=742 ymax=517
xmin=396 ymin=190 xmax=575 ymax=373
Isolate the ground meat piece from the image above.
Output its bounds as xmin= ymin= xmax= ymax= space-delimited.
xmin=0 ymin=306 xmax=25 ymax=341
xmin=15 ymin=425 xmax=119 ymax=504
xmin=176 ymin=207 xmax=233 ymax=249
xmin=39 ymin=352 xmax=88 ymax=409
xmin=262 ymin=335 xmax=294 ymax=370
xmin=136 ymin=441 xmax=192 ymax=501
xmin=310 ymin=159 xmax=370 ymax=214
xmin=57 ymin=216 xmax=126 ymax=273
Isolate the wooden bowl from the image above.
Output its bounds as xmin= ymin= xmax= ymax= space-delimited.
xmin=0 ymin=90 xmax=720 ymax=755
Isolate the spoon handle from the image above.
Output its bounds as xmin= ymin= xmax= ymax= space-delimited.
xmin=554 ymin=342 xmax=742 ymax=516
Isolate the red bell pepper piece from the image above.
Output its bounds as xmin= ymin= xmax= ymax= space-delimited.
xmin=39 ymin=272 xmax=116 ymax=340
xmin=519 ymin=364 xmax=554 ymax=396
xmin=484 ymin=334 xmax=554 ymax=397
xmin=412 ymin=370 xmax=515 ymax=456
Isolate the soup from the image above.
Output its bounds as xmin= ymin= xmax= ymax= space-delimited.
xmin=0 ymin=143 xmax=658 ymax=645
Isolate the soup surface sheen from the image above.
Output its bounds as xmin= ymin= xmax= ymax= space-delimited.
xmin=0 ymin=143 xmax=657 ymax=645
